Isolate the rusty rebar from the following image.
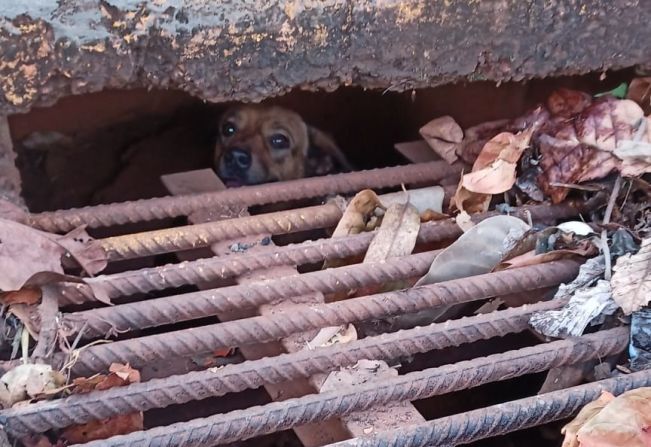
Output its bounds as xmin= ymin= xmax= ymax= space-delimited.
xmin=63 ymin=251 xmax=438 ymax=338
xmin=30 ymin=162 xmax=459 ymax=232
xmin=330 ymin=369 xmax=651 ymax=447
xmin=60 ymin=202 xmax=582 ymax=306
xmin=66 ymin=260 xmax=580 ymax=374
xmin=100 ymin=202 xmax=343 ymax=261
xmin=1 ymin=299 xmax=568 ymax=437
xmin=74 ymin=328 xmax=629 ymax=447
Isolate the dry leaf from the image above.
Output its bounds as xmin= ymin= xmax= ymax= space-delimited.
xmin=611 ymin=238 xmax=651 ymax=315
xmin=456 ymin=119 xmax=510 ymax=165
xmin=62 ymin=413 xmax=145 ymax=444
xmin=576 ymin=388 xmax=651 ymax=447
xmin=394 ymin=140 xmax=441 ymax=163
xmin=64 ymin=363 xmax=143 ymax=443
xmin=419 ymin=116 xmax=463 ymax=164
xmin=0 ymin=219 xmax=107 ymax=292
xmin=0 ymin=363 xmax=66 ymax=408
xmin=627 ymin=77 xmax=651 ymax=114
xmin=537 ymin=137 xmax=619 ymax=203
xmin=0 ymin=287 xmax=42 ymax=306
xmin=413 ymin=215 xmax=530 ymax=322
xmin=561 ymin=391 xmax=615 ymax=447
xmin=462 ymin=130 xmax=534 ymax=194
xmin=379 ymin=186 xmax=444 ymax=214
xmin=451 ymin=177 xmax=492 ymax=214
xmin=547 ymin=88 xmax=592 ymax=118
xmin=363 ymin=203 xmax=420 ymax=263
xmin=498 ymin=241 xmax=597 ymax=270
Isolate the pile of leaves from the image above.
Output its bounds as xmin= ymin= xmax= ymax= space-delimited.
xmin=401 ymin=78 xmax=651 ymax=445
xmin=0 ymin=201 xmax=150 ymax=444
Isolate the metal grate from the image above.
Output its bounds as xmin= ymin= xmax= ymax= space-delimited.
xmin=1 ymin=162 xmax=646 ymax=447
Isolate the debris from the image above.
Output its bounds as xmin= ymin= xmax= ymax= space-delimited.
xmin=547 ymin=88 xmax=592 ymax=118
xmin=557 ymin=221 xmax=595 ymax=236
xmin=363 ymin=203 xmax=420 ymax=263
xmin=595 ymin=82 xmax=628 ymax=99
xmin=62 ymin=363 xmax=143 ymax=443
xmin=0 ymin=219 xmax=107 ymax=293
xmin=561 ymin=391 xmax=615 ymax=447
xmin=462 ymin=129 xmax=534 ymax=195
xmin=0 ymin=363 xmax=66 ymax=408
xmin=379 ymin=186 xmax=444 ymax=214
xmin=455 ymin=210 xmax=474 ymax=232
xmin=419 ymin=116 xmax=463 ymax=164
xmin=568 ymin=388 xmax=651 ymax=447
xmin=331 ymin=190 xmax=384 ymax=237
xmin=629 ymin=307 xmax=651 ymax=371
xmin=411 ymin=215 xmax=529 ymax=323
xmin=611 ymin=238 xmax=651 ymax=315
xmin=529 ymin=280 xmax=617 ymax=338
xmin=627 ymin=77 xmax=651 ymax=114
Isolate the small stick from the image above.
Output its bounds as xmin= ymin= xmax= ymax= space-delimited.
xmin=602 ymin=176 xmax=622 ymax=280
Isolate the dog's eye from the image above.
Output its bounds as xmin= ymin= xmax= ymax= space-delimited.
xmin=269 ymin=133 xmax=290 ymax=150
xmin=221 ymin=121 xmax=237 ymax=137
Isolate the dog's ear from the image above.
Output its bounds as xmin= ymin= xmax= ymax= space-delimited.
xmin=306 ymin=126 xmax=354 ymax=176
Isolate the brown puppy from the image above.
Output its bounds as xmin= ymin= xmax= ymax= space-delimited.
xmin=214 ymin=105 xmax=352 ymax=186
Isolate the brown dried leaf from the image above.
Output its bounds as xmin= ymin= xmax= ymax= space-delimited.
xmin=419 ymin=116 xmax=463 ymax=164
xmin=462 ymin=130 xmax=533 ymax=195
xmin=627 ymin=77 xmax=651 ymax=114
xmin=561 ymin=391 xmax=615 ymax=447
xmin=451 ymin=178 xmax=491 ymax=214
xmin=576 ymin=388 xmax=651 ymax=447
xmin=456 ymin=119 xmax=510 ymax=165
xmin=611 ymin=238 xmax=651 ymax=315
xmin=0 ymin=287 xmax=42 ymax=306
xmin=537 ymin=137 xmax=619 ymax=203
xmin=0 ymin=219 xmax=107 ymax=292
xmin=64 ymin=363 xmax=143 ymax=443
xmin=547 ymin=88 xmax=592 ymax=118
xmin=62 ymin=413 xmax=144 ymax=444
xmin=498 ymin=241 xmax=597 ymax=270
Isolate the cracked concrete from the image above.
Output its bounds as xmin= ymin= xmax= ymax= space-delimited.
xmin=0 ymin=0 xmax=650 ymax=114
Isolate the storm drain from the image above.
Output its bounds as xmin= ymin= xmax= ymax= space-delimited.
xmin=0 ymin=161 xmax=647 ymax=447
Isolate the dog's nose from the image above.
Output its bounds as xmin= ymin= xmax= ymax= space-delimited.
xmin=224 ymin=148 xmax=252 ymax=171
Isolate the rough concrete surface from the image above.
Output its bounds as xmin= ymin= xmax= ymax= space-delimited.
xmin=1 ymin=0 xmax=650 ymax=114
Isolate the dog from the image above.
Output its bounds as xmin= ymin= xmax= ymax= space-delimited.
xmin=214 ymin=105 xmax=352 ymax=186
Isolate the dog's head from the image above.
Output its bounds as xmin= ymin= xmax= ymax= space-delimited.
xmin=214 ymin=105 xmax=351 ymax=186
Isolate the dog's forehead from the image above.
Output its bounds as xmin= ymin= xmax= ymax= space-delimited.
xmin=224 ymin=106 xmax=305 ymax=132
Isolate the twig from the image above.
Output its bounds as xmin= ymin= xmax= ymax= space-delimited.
xmin=602 ymin=176 xmax=623 ymax=280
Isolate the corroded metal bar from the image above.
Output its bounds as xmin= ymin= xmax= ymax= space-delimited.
xmin=63 ymin=251 xmax=438 ymax=338
xmin=68 ymin=260 xmax=580 ymax=374
xmin=100 ymin=202 xmax=343 ymax=261
xmin=330 ymin=369 xmax=651 ymax=446
xmin=1 ymin=299 xmax=568 ymax=437
xmin=30 ymin=162 xmax=459 ymax=232
xmin=74 ymin=328 xmax=629 ymax=447
xmin=60 ymin=202 xmax=582 ymax=305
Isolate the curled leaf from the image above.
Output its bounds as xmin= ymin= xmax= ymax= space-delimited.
xmin=64 ymin=363 xmax=143 ymax=443
xmin=576 ymin=388 xmax=651 ymax=447
xmin=627 ymin=77 xmax=651 ymax=114
xmin=561 ymin=391 xmax=615 ymax=447
xmin=547 ymin=88 xmax=592 ymax=118
xmin=611 ymin=238 xmax=651 ymax=315
xmin=462 ymin=129 xmax=534 ymax=195
xmin=419 ymin=116 xmax=463 ymax=164
xmin=412 ymin=215 xmax=530 ymax=323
